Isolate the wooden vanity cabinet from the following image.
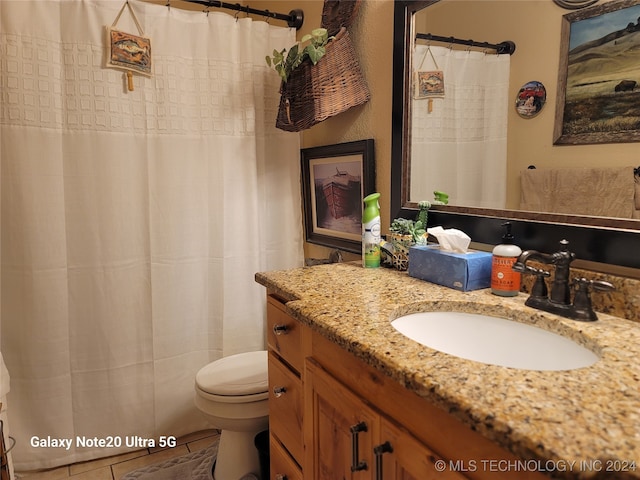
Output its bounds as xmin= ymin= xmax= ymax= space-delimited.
xmin=307 ymin=324 xmax=545 ymax=480
xmin=305 ymin=358 xmax=464 ymax=480
xmin=266 ymin=294 xmax=545 ymax=480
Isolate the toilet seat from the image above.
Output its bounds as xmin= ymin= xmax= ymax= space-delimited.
xmin=195 ymin=351 xmax=268 ymax=404
xmin=194 ymin=350 xmax=269 ymax=479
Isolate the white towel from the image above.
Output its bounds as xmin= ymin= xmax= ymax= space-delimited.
xmin=520 ymin=166 xmax=635 ymax=218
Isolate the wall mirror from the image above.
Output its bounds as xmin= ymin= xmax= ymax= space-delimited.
xmin=391 ymin=0 xmax=639 ymax=271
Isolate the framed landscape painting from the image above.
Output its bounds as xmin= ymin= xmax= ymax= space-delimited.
xmin=554 ymin=0 xmax=640 ymax=144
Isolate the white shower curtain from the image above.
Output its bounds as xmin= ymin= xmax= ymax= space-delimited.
xmin=410 ymin=45 xmax=510 ymax=208
xmin=0 ymin=0 xmax=303 ymax=470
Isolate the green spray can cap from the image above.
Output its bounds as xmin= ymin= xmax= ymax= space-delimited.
xmin=363 ymin=192 xmax=381 ymax=222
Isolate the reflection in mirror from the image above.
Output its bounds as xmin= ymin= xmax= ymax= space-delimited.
xmin=391 ymin=0 xmax=640 ymax=271
xmin=409 ymin=1 xmax=640 ymax=220
xmin=410 ymin=39 xmax=512 ymax=209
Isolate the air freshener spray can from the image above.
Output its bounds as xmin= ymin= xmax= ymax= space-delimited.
xmin=362 ymin=193 xmax=381 ymax=268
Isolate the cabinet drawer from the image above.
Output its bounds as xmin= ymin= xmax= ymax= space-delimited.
xmin=267 ymin=296 xmax=303 ymax=373
xmin=270 ymin=435 xmax=303 ymax=480
xmin=268 ymin=351 xmax=304 ymax=465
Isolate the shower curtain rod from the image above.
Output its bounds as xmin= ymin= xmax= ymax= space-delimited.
xmin=416 ymin=33 xmax=516 ymax=55
xmin=181 ymin=0 xmax=304 ymax=29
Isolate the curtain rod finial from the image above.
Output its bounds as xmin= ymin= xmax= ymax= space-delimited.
xmin=288 ymin=9 xmax=304 ymax=30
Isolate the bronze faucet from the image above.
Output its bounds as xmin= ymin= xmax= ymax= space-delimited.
xmin=512 ymin=240 xmax=614 ymax=321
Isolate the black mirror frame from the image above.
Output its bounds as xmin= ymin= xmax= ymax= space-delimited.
xmin=390 ymin=0 xmax=640 ymax=270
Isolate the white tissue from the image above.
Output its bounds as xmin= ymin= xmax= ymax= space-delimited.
xmin=427 ymin=226 xmax=471 ymax=253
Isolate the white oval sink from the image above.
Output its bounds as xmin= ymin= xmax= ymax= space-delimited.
xmin=391 ymin=312 xmax=598 ymax=371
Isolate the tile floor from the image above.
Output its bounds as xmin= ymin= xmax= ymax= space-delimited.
xmin=14 ymin=429 xmax=220 ymax=480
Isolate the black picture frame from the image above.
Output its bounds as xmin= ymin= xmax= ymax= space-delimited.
xmin=301 ymin=140 xmax=376 ymax=253
xmin=554 ymin=0 xmax=640 ymax=145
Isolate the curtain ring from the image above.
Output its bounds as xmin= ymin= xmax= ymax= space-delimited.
xmin=165 ymin=0 xmax=170 ymax=10
xmin=234 ymin=3 xmax=241 ymax=21
xmin=204 ymin=1 xmax=211 ymax=16
xmin=264 ymin=9 xmax=270 ymax=24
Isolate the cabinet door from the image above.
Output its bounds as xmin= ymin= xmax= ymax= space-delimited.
xmin=305 ymin=358 xmax=379 ymax=480
xmin=378 ymin=418 xmax=467 ymax=480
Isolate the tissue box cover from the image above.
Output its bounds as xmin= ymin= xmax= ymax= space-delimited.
xmin=408 ymin=245 xmax=492 ymax=291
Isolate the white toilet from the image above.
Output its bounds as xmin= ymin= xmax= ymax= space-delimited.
xmin=194 ymin=350 xmax=269 ymax=480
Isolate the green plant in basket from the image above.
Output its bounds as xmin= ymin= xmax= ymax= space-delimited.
xmin=265 ymin=28 xmax=332 ymax=83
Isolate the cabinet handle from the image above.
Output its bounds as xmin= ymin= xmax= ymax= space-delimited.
xmin=350 ymin=421 xmax=368 ymax=472
xmin=273 ymin=386 xmax=287 ymax=398
xmin=373 ymin=441 xmax=394 ymax=480
xmin=273 ymin=324 xmax=288 ymax=335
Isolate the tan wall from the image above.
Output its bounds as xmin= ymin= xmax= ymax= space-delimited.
xmin=258 ymin=0 xmax=394 ymax=262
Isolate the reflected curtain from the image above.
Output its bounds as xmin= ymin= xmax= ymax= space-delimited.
xmin=0 ymin=0 xmax=303 ymax=470
xmin=410 ymin=45 xmax=510 ymax=208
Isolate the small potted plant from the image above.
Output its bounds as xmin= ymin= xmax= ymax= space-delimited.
xmin=382 ymin=218 xmax=423 ymax=271
xmin=383 ymin=203 xmax=431 ymax=271
xmin=389 ymin=218 xmax=427 ymax=250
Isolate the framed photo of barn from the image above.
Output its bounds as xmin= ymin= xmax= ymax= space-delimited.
xmin=301 ymin=140 xmax=375 ymax=254
xmin=554 ymin=0 xmax=640 ymax=145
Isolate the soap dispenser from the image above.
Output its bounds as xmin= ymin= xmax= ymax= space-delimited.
xmin=491 ymin=222 xmax=522 ymax=296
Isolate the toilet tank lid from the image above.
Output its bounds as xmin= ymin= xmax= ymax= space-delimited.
xmin=196 ymin=350 xmax=268 ymax=396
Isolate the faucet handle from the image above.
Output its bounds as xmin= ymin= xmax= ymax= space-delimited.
xmin=514 ymin=264 xmax=549 ymax=276
xmin=522 ymin=266 xmax=550 ymax=299
xmin=573 ymin=278 xmax=615 ymax=293
xmin=527 ymin=266 xmax=549 ymax=275
xmin=591 ymin=280 xmax=615 ymax=293
xmin=571 ymin=278 xmax=616 ymax=322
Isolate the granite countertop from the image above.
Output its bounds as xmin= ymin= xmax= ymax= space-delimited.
xmin=255 ymin=262 xmax=640 ymax=479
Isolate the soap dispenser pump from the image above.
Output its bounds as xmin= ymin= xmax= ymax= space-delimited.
xmin=491 ymin=222 xmax=522 ymax=296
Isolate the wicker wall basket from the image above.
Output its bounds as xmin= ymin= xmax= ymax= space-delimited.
xmin=276 ymin=27 xmax=371 ymax=132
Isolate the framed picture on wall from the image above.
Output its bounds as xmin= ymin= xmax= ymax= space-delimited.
xmin=301 ymin=140 xmax=376 ymax=254
xmin=554 ymin=0 xmax=640 ymax=145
